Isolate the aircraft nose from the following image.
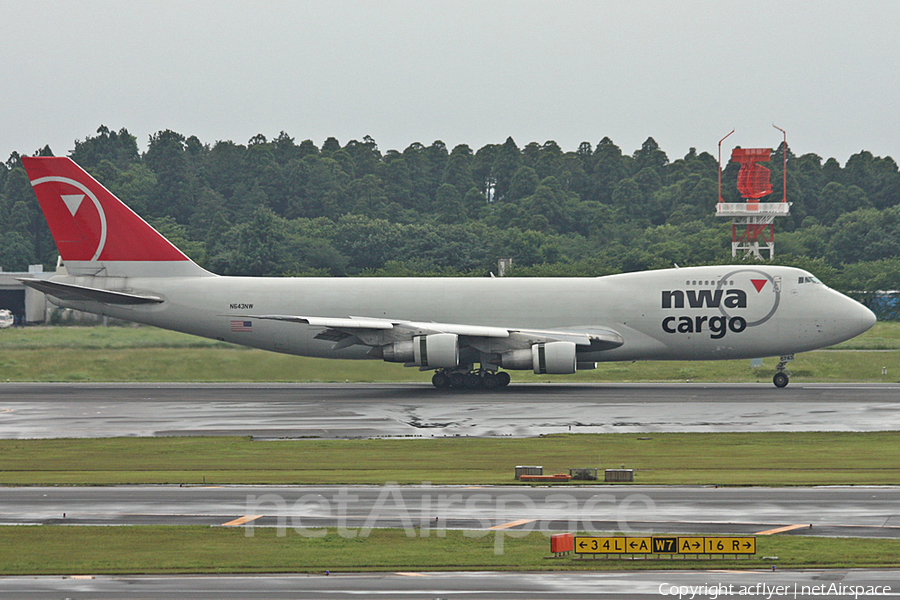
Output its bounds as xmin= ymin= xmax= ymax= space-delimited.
xmin=842 ymin=294 xmax=876 ymax=337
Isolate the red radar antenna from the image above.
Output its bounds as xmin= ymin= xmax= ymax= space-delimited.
xmin=715 ymin=126 xmax=792 ymax=260
xmin=732 ymin=148 xmax=773 ymax=200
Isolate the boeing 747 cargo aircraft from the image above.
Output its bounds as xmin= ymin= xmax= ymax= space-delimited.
xmin=20 ymin=157 xmax=875 ymax=388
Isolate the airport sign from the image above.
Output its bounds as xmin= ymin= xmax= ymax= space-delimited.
xmin=574 ymin=536 xmax=755 ymax=555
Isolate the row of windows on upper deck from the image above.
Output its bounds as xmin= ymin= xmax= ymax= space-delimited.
xmin=685 ymin=280 xmax=735 ymax=286
xmin=684 ymin=276 xmax=821 ymax=287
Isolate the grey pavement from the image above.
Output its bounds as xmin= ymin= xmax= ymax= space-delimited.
xmin=3 ymin=485 xmax=900 ymax=538
xmin=2 ymin=382 xmax=900 ymax=438
xmin=1 ymin=569 xmax=898 ymax=599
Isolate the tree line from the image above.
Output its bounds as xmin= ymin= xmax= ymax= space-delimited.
xmin=2 ymin=125 xmax=900 ymax=306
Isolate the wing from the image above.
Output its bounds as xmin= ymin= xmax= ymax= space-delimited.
xmin=237 ymin=314 xmax=624 ymax=359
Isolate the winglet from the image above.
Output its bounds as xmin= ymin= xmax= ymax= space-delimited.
xmin=21 ymin=156 xmax=210 ymax=278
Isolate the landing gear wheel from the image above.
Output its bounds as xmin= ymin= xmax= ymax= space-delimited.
xmin=773 ymin=372 xmax=789 ymax=388
xmin=449 ymin=372 xmax=467 ymax=388
xmin=482 ymin=373 xmax=500 ymax=389
xmin=464 ymin=373 xmax=483 ymax=389
xmin=773 ymin=354 xmax=794 ymax=389
xmin=432 ymin=371 xmax=450 ymax=389
xmin=497 ymin=372 xmax=511 ymax=387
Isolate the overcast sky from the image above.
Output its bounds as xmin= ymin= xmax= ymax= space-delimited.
xmin=2 ymin=1 xmax=898 ymax=165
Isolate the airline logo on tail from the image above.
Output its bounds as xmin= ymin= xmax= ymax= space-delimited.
xmin=31 ymin=173 xmax=108 ymax=261
xmin=21 ymin=157 xmax=189 ymax=263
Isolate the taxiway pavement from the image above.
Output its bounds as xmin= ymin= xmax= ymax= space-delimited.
xmin=1 ymin=382 xmax=899 ymax=438
xmin=3 ymin=569 xmax=898 ymax=599
xmin=3 ymin=485 xmax=899 ymax=538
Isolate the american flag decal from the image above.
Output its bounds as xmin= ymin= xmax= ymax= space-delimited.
xmin=230 ymin=320 xmax=252 ymax=332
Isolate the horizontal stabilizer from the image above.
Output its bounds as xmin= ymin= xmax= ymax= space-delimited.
xmin=18 ymin=278 xmax=164 ymax=305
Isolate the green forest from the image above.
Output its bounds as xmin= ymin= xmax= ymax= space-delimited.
xmin=2 ymin=126 xmax=900 ymax=302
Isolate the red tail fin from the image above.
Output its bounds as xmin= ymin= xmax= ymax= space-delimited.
xmin=21 ymin=157 xmax=208 ymax=278
xmin=22 ymin=157 xmax=188 ymax=262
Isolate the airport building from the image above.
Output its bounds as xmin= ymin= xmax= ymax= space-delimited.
xmin=0 ymin=265 xmax=53 ymax=325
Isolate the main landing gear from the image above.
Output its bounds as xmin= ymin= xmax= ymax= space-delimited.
xmin=773 ymin=354 xmax=794 ymax=388
xmin=431 ymin=368 xmax=511 ymax=390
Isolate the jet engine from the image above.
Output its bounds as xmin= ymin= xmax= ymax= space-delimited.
xmin=500 ymin=341 xmax=577 ymax=374
xmin=380 ymin=333 xmax=459 ymax=368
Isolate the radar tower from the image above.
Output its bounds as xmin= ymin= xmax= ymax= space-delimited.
xmin=716 ymin=126 xmax=791 ymax=259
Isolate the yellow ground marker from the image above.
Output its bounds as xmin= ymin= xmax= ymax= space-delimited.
xmin=221 ymin=515 xmax=263 ymax=527
xmin=708 ymin=570 xmax=755 ymax=574
xmin=754 ymin=523 xmax=809 ymax=535
xmin=488 ymin=519 xmax=536 ymax=530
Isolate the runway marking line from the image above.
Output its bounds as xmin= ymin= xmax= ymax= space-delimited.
xmin=488 ymin=519 xmax=536 ymax=530
xmin=708 ymin=570 xmax=754 ymax=574
xmin=221 ymin=515 xmax=263 ymax=527
xmin=395 ymin=572 xmax=428 ymax=577
xmin=755 ymin=523 xmax=809 ymax=535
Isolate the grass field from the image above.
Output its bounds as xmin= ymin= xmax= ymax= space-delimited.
xmin=1 ymin=322 xmax=900 ymax=382
xmin=3 ymin=432 xmax=899 ymax=486
xmin=1 ymin=526 xmax=898 ymax=575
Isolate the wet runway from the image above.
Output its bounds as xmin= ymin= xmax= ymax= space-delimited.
xmin=4 ymin=484 xmax=900 ymax=538
xmin=2 ymin=382 xmax=900 ymax=438
xmin=4 ymin=569 xmax=899 ymax=599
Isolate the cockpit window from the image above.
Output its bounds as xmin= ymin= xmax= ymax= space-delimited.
xmin=798 ymin=276 xmax=822 ymax=284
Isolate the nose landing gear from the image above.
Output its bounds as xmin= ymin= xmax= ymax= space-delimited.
xmin=773 ymin=354 xmax=794 ymax=388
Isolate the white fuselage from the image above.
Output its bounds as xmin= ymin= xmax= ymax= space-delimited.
xmin=50 ymin=265 xmax=875 ymax=363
